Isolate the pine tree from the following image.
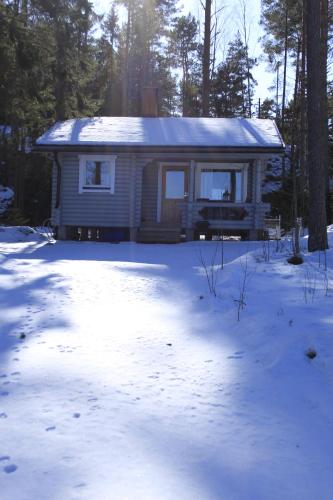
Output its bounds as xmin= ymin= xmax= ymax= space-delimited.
xmin=170 ymin=14 xmax=201 ymax=116
xmin=260 ymin=0 xmax=303 ymax=131
xmin=116 ymin=0 xmax=177 ymax=116
xmin=95 ymin=3 xmax=122 ymax=116
xmin=306 ymin=0 xmax=329 ymax=251
xmin=213 ymin=33 xmax=256 ymax=118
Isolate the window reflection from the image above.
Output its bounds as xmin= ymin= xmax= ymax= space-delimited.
xmin=166 ymin=171 xmax=184 ymax=199
xmin=200 ymin=169 xmax=242 ymax=202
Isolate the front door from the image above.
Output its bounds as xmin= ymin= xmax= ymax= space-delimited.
xmin=161 ymin=167 xmax=189 ymax=226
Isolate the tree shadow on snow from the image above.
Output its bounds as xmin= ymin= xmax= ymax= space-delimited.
xmin=13 ymin=240 xmax=256 ymax=266
xmin=0 ymin=270 xmax=70 ymax=364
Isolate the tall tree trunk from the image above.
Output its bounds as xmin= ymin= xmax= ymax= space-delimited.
xmin=281 ymin=4 xmax=288 ymax=134
xmin=306 ymin=0 xmax=328 ymax=251
xmin=54 ymin=25 xmax=66 ymax=121
xmin=239 ymin=0 xmax=252 ymax=117
xmin=202 ymin=0 xmax=212 ymax=117
xmin=122 ymin=5 xmax=131 ymax=116
xmin=291 ymin=37 xmax=301 ymax=256
xmin=276 ymin=62 xmax=280 ymax=120
xmin=299 ymin=3 xmax=307 ymax=216
xmin=321 ymin=0 xmax=331 ymax=225
xmin=281 ymin=4 xmax=288 ymax=183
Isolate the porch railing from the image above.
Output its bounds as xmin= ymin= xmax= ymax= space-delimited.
xmin=180 ymin=201 xmax=270 ymax=230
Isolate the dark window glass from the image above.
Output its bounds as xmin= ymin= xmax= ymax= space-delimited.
xmin=85 ymin=161 xmax=110 ymax=187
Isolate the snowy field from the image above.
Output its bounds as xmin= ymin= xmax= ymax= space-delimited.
xmin=0 ymin=228 xmax=333 ymax=500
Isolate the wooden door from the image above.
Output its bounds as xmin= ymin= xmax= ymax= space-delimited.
xmin=161 ymin=167 xmax=189 ymax=226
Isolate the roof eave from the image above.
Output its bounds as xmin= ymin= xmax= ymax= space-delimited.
xmin=33 ymin=144 xmax=285 ymax=155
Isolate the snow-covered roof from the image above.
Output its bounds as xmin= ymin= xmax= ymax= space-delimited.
xmin=36 ymin=117 xmax=284 ymax=150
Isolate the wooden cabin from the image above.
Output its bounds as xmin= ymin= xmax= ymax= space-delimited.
xmin=35 ymin=116 xmax=284 ymax=242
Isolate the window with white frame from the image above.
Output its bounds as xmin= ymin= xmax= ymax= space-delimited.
xmin=197 ymin=163 xmax=248 ymax=202
xmin=79 ymin=155 xmax=116 ymax=193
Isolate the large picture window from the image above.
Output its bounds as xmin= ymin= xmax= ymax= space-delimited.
xmin=79 ymin=155 xmax=116 ymax=193
xmin=198 ymin=164 xmax=247 ymax=202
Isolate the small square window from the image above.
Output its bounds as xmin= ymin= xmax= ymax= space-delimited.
xmin=79 ymin=155 xmax=116 ymax=193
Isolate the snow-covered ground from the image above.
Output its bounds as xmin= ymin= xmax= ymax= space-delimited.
xmin=0 ymin=229 xmax=333 ymax=500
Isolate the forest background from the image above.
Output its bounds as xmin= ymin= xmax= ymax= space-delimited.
xmin=0 ymin=0 xmax=332 ymax=244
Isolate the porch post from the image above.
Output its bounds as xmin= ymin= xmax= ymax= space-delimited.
xmin=186 ymin=160 xmax=196 ymax=240
xmin=251 ymin=159 xmax=265 ymax=239
xmin=255 ymin=159 xmax=263 ymax=203
xmin=157 ymin=163 xmax=162 ymax=223
xmin=129 ymin=154 xmax=138 ymax=241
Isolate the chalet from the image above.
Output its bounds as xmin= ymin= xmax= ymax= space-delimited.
xmin=34 ymin=116 xmax=284 ymax=242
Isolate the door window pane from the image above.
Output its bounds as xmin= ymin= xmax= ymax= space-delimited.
xmin=165 ymin=171 xmax=184 ymax=199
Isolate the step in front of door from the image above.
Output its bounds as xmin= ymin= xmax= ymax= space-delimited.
xmin=137 ymin=227 xmax=182 ymax=243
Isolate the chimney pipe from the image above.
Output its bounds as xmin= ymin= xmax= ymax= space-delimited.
xmin=142 ymin=87 xmax=159 ymax=117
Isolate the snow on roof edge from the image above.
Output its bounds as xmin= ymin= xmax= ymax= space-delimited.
xmin=36 ymin=117 xmax=285 ymax=150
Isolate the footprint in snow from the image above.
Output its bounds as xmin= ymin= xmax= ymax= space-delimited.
xmin=228 ymin=351 xmax=245 ymax=359
xmin=45 ymin=426 xmax=56 ymax=432
xmin=0 ymin=413 xmax=8 ymax=419
xmin=3 ymin=464 xmax=17 ymax=474
xmin=0 ymin=391 xmax=9 ymax=397
xmin=0 ymin=456 xmax=10 ymax=462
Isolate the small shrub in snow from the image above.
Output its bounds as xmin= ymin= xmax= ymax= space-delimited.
xmin=318 ymin=250 xmax=327 ymax=271
xmin=261 ymin=238 xmax=271 ymax=262
xmin=198 ymin=243 xmax=222 ymax=297
xmin=234 ymin=255 xmax=254 ymax=321
xmin=303 ymin=268 xmax=317 ymax=304
xmin=323 ymin=271 xmax=330 ymax=297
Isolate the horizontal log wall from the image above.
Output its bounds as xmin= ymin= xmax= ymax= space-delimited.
xmin=52 ymin=153 xmax=272 ymax=233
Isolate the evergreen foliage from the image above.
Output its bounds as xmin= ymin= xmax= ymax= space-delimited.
xmin=212 ymin=33 xmax=257 ymax=118
xmin=0 ymin=0 xmax=331 ymax=235
xmin=170 ymin=14 xmax=201 ymax=116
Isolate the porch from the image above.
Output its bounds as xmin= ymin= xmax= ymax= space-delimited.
xmin=138 ymin=159 xmax=271 ymax=242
